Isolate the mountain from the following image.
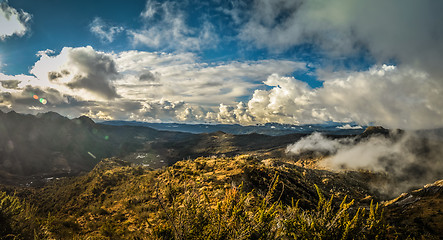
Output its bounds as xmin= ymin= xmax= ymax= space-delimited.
xmin=0 ymin=110 xmax=191 ymax=185
xmin=0 ymin=111 xmax=312 ymax=185
xmin=384 ymin=179 xmax=443 ymax=238
xmin=101 ymin=120 xmax=366 ymax=136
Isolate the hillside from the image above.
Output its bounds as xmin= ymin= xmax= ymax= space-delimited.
xmin=0 ymin=156 xmax=441 ymax=239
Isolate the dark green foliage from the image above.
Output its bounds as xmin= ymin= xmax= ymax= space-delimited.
xmin=0 ymin=191 xmax=23 ymax=238
xmin=0 ymin=191 xmax=41 ymax=239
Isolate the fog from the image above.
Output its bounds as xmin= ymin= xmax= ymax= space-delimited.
xmin=286 ymin=130 xmax=443 ymax=197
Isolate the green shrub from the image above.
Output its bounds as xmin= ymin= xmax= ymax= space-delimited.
xmin=151 ymin=177 xmax=392 ymax=240
xmin=0 ymin=191 xmax=23 ymax=238
xmin=0 ymin=191 xmax=42 ymax=239
xmin=283 ymin=185 xmax=390 ymax=239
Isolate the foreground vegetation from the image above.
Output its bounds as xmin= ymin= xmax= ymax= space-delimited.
xmin=0 ymin=156 xmax=440 ymax=239
xmin=149 ymin=176 xmax=389 ymax=239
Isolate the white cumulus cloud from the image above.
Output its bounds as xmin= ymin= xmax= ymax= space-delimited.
xmin=213 ymin=65 xmax=443 ymax=130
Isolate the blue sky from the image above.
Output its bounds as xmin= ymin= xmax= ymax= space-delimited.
xmin=1 ymin=0 xmax=443 ymax=129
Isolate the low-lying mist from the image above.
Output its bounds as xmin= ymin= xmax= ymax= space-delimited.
xmin=286 ymin=130 xmax=443 ymax=198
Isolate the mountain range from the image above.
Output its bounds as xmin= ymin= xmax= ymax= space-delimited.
xmin=0 ymin=110 xmax=320 ymax=185
xmin=101 ymin=120 xmax=365 ymax=136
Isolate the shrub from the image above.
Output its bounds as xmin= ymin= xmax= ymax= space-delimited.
xmin=0 ymin=191 xmax=42 ymax=239
xmin=283 ymin=185 xmax=390 ymax=239
xmin=151 ymin=177 xmax=392 ymax=240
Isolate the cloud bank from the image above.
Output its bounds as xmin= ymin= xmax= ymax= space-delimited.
xmin=30 ymin=46 xmax=120 ymax=100
xmin=0 ymin=46 xmax=305 ymax=122
xmin=1 ymin=45 xmax=442 ymax=130
xmin=216 ymin=65 xmax=443 ymax=130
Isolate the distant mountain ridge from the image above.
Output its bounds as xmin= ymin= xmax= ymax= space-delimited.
xmin=100 ymin=120 xmax=366 ymax=136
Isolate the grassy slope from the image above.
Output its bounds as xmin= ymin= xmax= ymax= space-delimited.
xmin=5 ymin=156 xmax=387 ymax=238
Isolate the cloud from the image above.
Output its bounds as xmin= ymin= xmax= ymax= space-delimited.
xmin=2 ymin=45 xmax=442 ymax=129
xmin=114 ymin=50 xmax=305 ymax=106
xmin=129 ymin=0 xmax=219 ymax=51
xmin=136 ymin=99 xmax=186 ymax=122
xmin=336 ymin=124 xmax=362 ymax=130
xmin=138 ymin=70 xmax=160 ymax=82
xmin=205 ymin=102 xmax=254 ymax=124
xmin=89 ymin=17 xmax=124 ymax=43
xmin=36 ymin=49 xmax=55 ymax=57
xmin=31 ymin=46 xmax=120 ymax=100
xmin=286 ymin=132 xmax=347 ymax=155
xmin=316 ymin=65 xmax=443 ymax=129
xmin=238 ymin=0 xmax=443 ymax=77
xmin=0 ymin=1 xmax=31 ymax=40
xmin=213 ymin=65 xmax=443 ymax=130
xmin=0 ymin=80 xmax=20 ymax=89
xmin=0 ymin=83 xmax=94 ymax=115
xmin=4 ymin=45 xmax=442 ymax=129
xmin=245 ymin=73 xmax=316 ymax=124
xmin=286 ymin=131 xmax=443 ymax=197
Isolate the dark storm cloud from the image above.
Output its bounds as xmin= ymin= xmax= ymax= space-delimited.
xmin=67 ymin=74 xmax=119 ymax=100
xmin=239 ymin=0 xmax=443 ymax=77
xmin=10 ymin=85 xmax=93 ymax=109
xmin=139 ymin=71 xmax=160 ymax=82
xmin=65 ymin=47 xmax=120 ymax=99
xmin=1 ymin=80 xmax=20 ymax=89
xmin=48 ymin=71 xmax=62 ymax=81
xmin=0 ymin=92 xmax=13 ymax=102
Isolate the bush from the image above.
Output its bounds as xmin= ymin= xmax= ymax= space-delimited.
xmin=151 ymin=177 xmax=392 ymax=240
xmin=283 ymin=185 xmax=390 ymax=239
xmin=0 ymin=191 xmax=42 ymax=239
xmin=0 ymin=191 xmax=23 ymax=238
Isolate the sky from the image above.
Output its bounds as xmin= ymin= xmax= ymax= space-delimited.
xmin=0 ymin=0 xmax=443 ymax=130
